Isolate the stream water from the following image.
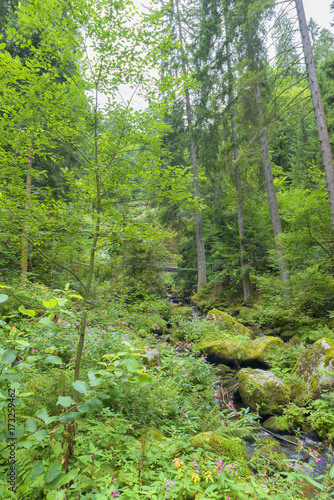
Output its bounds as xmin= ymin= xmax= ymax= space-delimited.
xmin=166 ymin=293 xmax=334 ymax=496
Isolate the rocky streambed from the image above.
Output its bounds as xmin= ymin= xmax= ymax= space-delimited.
xmin=166 ymin=301 xmax=334 ymax=494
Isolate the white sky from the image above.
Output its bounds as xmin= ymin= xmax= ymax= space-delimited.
xmin=303 ymin=0 xmax=333 ymax=30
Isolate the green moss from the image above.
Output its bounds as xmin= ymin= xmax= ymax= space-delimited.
xmin=206 ymin=309 xmax=254 ymax=338
xmin=245 ymin=336 xmax=285 ymax=363
xmin=251 ymin=436 xmax=289 ymax=471
xmin=171 ymin=306 xmax=193 ymax=319
xmin=238 ymin=368 xmax=290 ymax=416
xmin=189 ymin=432 xmax=245 ymax=461
xmin=262 ymin=416 xmax=293 ymax=434
xmin=292 ymin=338 xmax=334 ymax=398
xmin=197 ymin=336 xmax=248 ymax=361
xmin=140 ymin=427 xmax=168 ymax=442
xmin=322 ymin=338 xmax=334 ymax=367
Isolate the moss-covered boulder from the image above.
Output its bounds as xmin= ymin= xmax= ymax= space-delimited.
xmin=206 ymin=309 xmax=254 ymax=338
xmin=238 ymin=368 xmax=290 ymax=416
xmin=292 ymin=338 xmax=334 ymax=398
xmin=263 ymin=416 xmax=293 ymax=435
xmin=171 ymin=306 xmax=194 ymax=320
xmin=198 ymin=335 xmax=249 ymax=363
xmin=245 ymin=336 xmax=285 ymax=364
xmin=140 ymin=426 xmax=168 ymax=442
xmin=251 ymin=436 xmax=289 ymax=471
xmin=189 ymin=432 xmax=246 ymax=462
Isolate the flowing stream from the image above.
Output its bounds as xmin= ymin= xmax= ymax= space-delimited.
xmin=166 ymin=293 xmax=334 ymax=496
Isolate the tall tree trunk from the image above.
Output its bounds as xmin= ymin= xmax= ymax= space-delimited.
xmin=255 ymin=84 xmax=290 ymax=299
xmin=21 ymin=141 xmax=33 ymax=280
xmin=227 ymin=41 xmax=251 ymax=301
xmin=73 ymin=81 xmax=101 ymax=402
xmin=175 ymin=0 xmax=207 ymax=291
xmin=295 ymin=0 xmax=334 ymax=232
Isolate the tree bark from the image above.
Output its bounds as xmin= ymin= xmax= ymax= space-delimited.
xmin=295 ymin=0 xmax=334 ymax=233
xmin=227 ymin=41 xmax=251 ymax=301
xmin=255 ymin=84 xmax=290 ymax=299
xmin=21 ymin=141 xmax=33 ymax=280
xmin=175 ymin=0 xmax=207 ymax=291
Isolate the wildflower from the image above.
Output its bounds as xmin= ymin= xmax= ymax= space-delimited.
xmin=172 ymin=479 xmax=175 ymax=485
xmin=263 ymin=483 xmax=268 ymax=488
xmin=166 ymin=484 xmax=170 ymax=491
xmin=196 ymin=468 xmax=199 ymax=473
xmin=217 ymin=467 xmax=222 ymax=473
xmin=231 ymin=463 xmax=236 ymax=469
xmin=90 ymin=453 xmax=94 ymax=458
xmin=183 ymin=413 xmax=186 ymax=417
xmin=193 ymin=460 xmax=198 ymax=466
xmin=111 ymin=478 xmax=114 ymax=483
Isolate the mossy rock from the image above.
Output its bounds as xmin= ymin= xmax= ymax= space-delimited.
xmin=292 ymin=338 xmax=334 ymax=398
xmin=198 ymin=336 xmax=249 ymax=363
xmin=289 ymin=334 xmax=302 ymax=345
xmin=238 ymin=368 xmax=290 ymax=416
xmin=206 ymin=309 xmax=254 ymax=338
xmin=244 ymin=336 xmax=285 ymax=364
xmin=171 ymin=306 xmax=194 ymax=319
xmin=263 ymin=416 xmax=293 ymax=435
xmin=140 ymin=426 xmax=168 ymax=442
xmin=251 ymin=436 xmax=289 ymax=471
xmin=216 ymin=364 xmax=236 ymax=376
xmin=280 ymin=331 xmax=296 ymax=341
xmin=189 ymin=432 xmax=246 ymax=461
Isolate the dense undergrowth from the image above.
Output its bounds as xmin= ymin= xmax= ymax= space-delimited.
xmin=0 ymin=280 xmax=333 ymax=499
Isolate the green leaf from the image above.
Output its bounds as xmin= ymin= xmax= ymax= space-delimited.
xmin=0 ymin=349 xmax=17 ymax=365
xmin=38 ymin=317 xmax=57 ymax=329
xmin=122 ymin=357 xmax=139 ymax=372
xmin=330 ymin=464 xmax=334 ymax=479
xmin=30 ymin=460 xmax=44 ymax=481
xmin=73 ymin=380 xmax=88 ymax=393
xmin=25 ymin=418 xmax=38 ymax=433
xmin=44 ymin=459 xmax=62 ymax=484
xmin=42 ymin=298 xmax=58 ymax=309
xmin=14 ymin=340 xmax=30 ymax=346
xmin=0 ymin=294 xmax=8 ymax=303
xmin=107 ymin=388 xmax=124 ymax=400
xmin=36 ymin=408 xmax=58 ymax=425
xmin=57 ymin=468 xmax=79 ymax=487
xmin=57 ymin=396 xmax=75 ymax=407
xmin=58 ymin=411 xmax=80 ymax=423
xmin=77 ymin=399 xmax=103 ymax=413
xmin=69 ymin=294 xmax=83 ymax=300
xmin=137 ymin=373 xmax=153 ymax=385
xmin=18 ymin=305 xmax=36 ymax=317
xmin=45 ymin=355 xmax=63 ymax=365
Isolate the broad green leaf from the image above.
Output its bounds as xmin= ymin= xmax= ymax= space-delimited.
xmin=44 ymin=459 xmax=62 ymax=484
xmin=72 ymin=380 xmax=88 ymax=393
xmin=57 ymin=396 xmax=75 ymax=407
xmin=107 ymin=388 xmax=124 ymax=400
xmin=137 ymin=373 xmax=153 ymax=385
xmin=45 ymin=355 xmax=62 ymax=365
xmin=0 ymin=349 xmax=17 ymax=365
xmin=42 ymin=298 xmax=58 ymax=309
xmin=14 ymin=340 xmax=30 ymax=346
xmin=33 ymin=429 xmax=48 ymax=442
xmin=76 ymin=399 xmax=103 ymax=413
xmin=57 ymin=468 xmax=79 ymax=487
xmin=58 ymin=411 xmax=80 ymax=423
xmin=30 ymin=460 xmax=44 ymax=480
xmin=122 ymin=357 xmax=139 ymax=372
xmin=36 ymin=408 xmax=58 ymax=424
xmin=0 ymin=294 xmax=8 ymax=303
xmin=25 ymin=418 xmax=38 ymax=433
xmin=69 ymin=294 xmax=83 ymax=300
xmin=18 ymin=305 xmax=36 ymax=317
xmin=38 ymin=317 xmax=56 ymax=329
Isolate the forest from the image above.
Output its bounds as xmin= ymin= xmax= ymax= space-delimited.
xmin=0 ymin=0 xmax=334 ymax=498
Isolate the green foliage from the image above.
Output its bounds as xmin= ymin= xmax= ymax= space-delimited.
xmin=308 ymin=391 xmax=334 ymax=441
